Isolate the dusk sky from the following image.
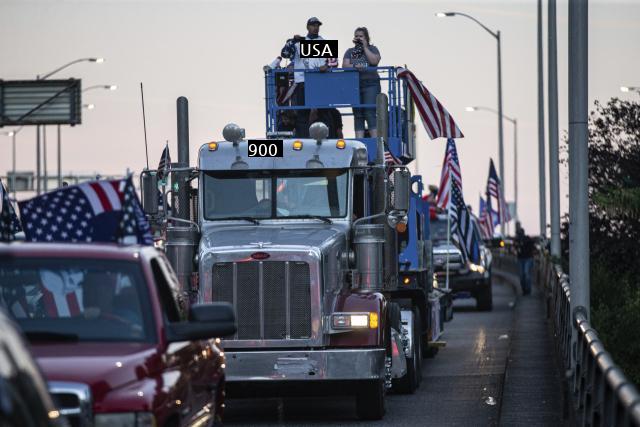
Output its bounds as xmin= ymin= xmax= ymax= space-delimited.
xmin=1 ymin=0 xmax=639 ymax=233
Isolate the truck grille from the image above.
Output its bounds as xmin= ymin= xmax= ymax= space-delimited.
xmin=212 ymin=261 xmax=311 ymax=340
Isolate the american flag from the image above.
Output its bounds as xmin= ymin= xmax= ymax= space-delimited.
xmin=486 ymin=159 xmax=511 ymax=228
xmin=0 ymin=179 xmax=22 ymax=241
xmin=397 ymin=68 xmax=464 ymax=140
xmin=478 ymin=196 xmax=494 ymax=239
xmin=384 ymin=150 xmax=402 ymax=165
xmin=450 ymin=181 xmax=480 ymax=263
xmin=435 ymin=139 xmax=462 ymax=209
xmin=157 ymin=143 xmax=171 ymax=181
xmin=18 ymin=177 xmax=152 ymax=245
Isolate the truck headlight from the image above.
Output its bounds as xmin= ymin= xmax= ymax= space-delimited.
xmin=469 ymin=263 xmax=485 ymax=274
xmin=332 ymin=312 xmax=377 ymax=329
xmin=95 ymin=412 xmax=156 ymax=427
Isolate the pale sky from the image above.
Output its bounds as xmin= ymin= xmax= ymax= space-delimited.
xmin=1 ymin=0 xmax=639 ymax=233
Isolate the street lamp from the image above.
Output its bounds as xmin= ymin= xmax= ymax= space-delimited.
xmin=620 ymin=86 xmax=640 ymax=95
xmin=83 ymin=104 xmax=96 ymax=110
xmin=36 ymin=57 xmax=105 ymax=194
xmin=40 ymin=57 xmax=104 ymax=80
xmin=83 ymin=84 xmax=117 ymax=93
xmin=436 ymin=11 xmax=506 ymax=232
xmin=466 ymin=106 xmax=518 ymax=230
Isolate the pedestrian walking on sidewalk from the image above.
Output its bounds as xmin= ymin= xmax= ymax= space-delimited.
xmin=514 ymin=222 xmax=535 ymax=295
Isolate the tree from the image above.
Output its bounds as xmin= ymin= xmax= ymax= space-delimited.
xmin=568 ymin=98 xmax=640 ymax=384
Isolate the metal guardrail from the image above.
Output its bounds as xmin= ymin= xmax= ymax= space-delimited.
xmin=495 ymin=245 xmax=640 ymax=426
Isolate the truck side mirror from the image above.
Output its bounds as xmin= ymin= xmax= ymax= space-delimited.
xmin=140 ymin=170 xmax=159 ymax=215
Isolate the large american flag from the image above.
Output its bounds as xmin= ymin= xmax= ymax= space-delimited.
xmin=435 ymin=139 xmax=462 ymax=209
xmin=450 ymin=181 xmax=480 ymax=263
xmin=18 ymin=177 xmax=152 ymax=245
xmin=486 ymin=159 xmax=511 ymax=228
xmin=0 ymin=179 xmax=22 ymax=241
xmin=397 ymin=68 xmax=464 ymax=140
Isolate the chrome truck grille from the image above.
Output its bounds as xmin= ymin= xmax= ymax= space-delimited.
xmin=212 ymin=261 xmax=312 ymax=340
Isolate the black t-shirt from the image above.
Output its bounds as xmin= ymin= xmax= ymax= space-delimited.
xmin=515 ymin=234 xmax=535 ymax=259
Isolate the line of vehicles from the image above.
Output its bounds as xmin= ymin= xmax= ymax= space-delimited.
xmin=0 ymin=64 xmax=495 ymax=426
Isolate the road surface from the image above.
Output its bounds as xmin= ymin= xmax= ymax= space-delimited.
xmin=225 ymin=279 xmax=517 ymax=426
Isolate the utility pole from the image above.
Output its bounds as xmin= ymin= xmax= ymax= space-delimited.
xmin=548 ymin=0 xmax=561 ymax=257
xmin=568 ymin=0 xmax=590 ymax=332
xmin=537 ymin=0 xmax=547 ymax=238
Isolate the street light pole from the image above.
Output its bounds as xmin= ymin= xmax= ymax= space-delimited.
xmin=549 ymin=0 xmax=561 ymax=258
xmin=37 ymin=57 xmax=104 ymax=193
xmin=436 ymin=11 xmax=506 ymax=234
xmin=538 ymin=0 xmax=547 ymax=239
xmin=569 ymin=0 xmax=590 ymax=344
xmin=52 ymin=85 xmax=116 ymax=188
xmin=465 ymin=106 xmax=518 ymax=225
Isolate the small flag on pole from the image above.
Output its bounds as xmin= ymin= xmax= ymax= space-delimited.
xmin=157 ymin=143 xmax=171 ymax=181
xmin=435 ymin=138 xmax=463 ymax=209
xmin=0 ymin=179 xmax=22 ymax=241
xmin=449 ymin=181 xmax=480 ymax=263
xmin=486 ymin=159 xmax=511 ymax=229
xmin=478 ymin=196 xmax=494 ymax=239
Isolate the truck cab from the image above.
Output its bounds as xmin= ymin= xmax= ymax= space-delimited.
xmin=145 ymin=64 xmax=453 ymax=420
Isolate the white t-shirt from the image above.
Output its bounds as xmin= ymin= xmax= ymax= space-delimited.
xmin=293 ymin=35 xmax=329 ymax=83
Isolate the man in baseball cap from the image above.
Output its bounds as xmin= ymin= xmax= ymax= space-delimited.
xmin=280 ymin=16 xmax=332 ymax=136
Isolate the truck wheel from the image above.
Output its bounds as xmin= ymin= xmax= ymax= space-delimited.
xmin=356 ymin=379 xmax=386 ymax=420
xmin=476 ymin=280 xmax=493 ymax=311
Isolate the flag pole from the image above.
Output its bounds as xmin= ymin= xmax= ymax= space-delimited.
xmin=446 ymin=202 xmax=451 ymax=291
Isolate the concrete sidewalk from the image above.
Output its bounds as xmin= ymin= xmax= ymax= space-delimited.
xmin=495 ymin=269 xmax=568 ymax=426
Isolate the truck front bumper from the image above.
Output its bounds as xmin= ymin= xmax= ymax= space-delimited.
xmin=225 ymin=348 xmax=386 ymax=383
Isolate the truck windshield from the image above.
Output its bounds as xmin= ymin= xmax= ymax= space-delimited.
xmin=0 ymin=258 xmax=155 ymax=343
xmin=203 ymin=169 xmax=349 ymax=220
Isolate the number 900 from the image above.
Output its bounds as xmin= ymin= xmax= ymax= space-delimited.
xmin=248 ymin=140 xmax=283 ymax=157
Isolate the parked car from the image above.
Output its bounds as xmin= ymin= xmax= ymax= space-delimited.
xmin=0 ymin=308 xmax=62 ymax=427
xmin=430 ymin=214 xmax=493 ymax=311
xmin=0 ymin=243 xmax=236 ymax=427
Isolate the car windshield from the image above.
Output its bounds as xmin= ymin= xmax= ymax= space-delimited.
xmin=203 ymin=169 xmax=349 ymax=220
xmin=0 ymin=258 xmax=155 ymax=342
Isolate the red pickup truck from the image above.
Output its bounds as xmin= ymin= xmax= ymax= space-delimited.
xmin=0 ymin=243 xmax=235 ymax=427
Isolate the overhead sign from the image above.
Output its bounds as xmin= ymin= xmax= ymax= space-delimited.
xmin=0 ymin=79 xmax=82 ymax=126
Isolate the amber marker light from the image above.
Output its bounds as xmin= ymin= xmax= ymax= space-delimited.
xmin=336 ymin=139 xmax=346 ymax=149
xmin=499 ymin=240 xmax=505 ymax=248
xmin=403 ymin=277 xmax=411 ymax=285
xmin=208 ymin=142 xmax=218 ymax=151
xmin=396 ymin=222 xmax=407 ymax=233
xmin=369 ymin=312 xmax=379 ymax=329
xmin=292 ymin=140 xmax=303 ymax=150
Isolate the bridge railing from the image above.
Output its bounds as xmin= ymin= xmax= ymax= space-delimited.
xmin=494 ymin=244 xmax=640 ymax=426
